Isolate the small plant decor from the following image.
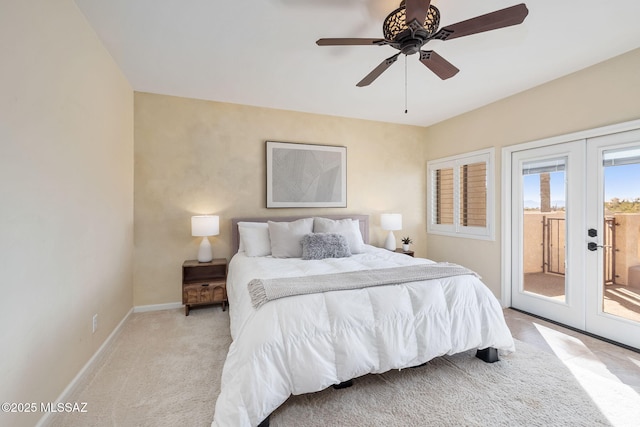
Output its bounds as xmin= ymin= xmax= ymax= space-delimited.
xmin=401 ymin=236 xmax=412 ymax=251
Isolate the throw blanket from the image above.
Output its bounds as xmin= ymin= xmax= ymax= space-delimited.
xmin=248 ymin=263 xmax=478 ymax=309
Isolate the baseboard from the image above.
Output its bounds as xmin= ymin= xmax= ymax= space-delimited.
xmin=36 ymin=307 xmax=134 ymax=427
xmin=133 ymin=302 xmax=182 ymax=313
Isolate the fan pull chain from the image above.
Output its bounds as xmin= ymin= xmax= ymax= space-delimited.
xmin=404 ymin=55 xmax=408 ymax=114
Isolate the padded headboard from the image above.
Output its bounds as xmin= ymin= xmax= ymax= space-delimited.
xmin=231 ymin=214 xmax=369 ymax=254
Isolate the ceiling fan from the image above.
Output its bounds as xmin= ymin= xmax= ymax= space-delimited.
xmin=316 ymin=1 xmax=529 ymax=86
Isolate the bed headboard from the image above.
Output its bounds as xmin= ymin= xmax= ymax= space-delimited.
xmin=231 ymin=214 xmax=369 ymax=254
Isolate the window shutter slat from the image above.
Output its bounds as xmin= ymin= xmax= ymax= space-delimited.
xmin=460 ymin=162 xmax=487 ymax=227
xmin=436 ymin=168 xmax=454 ymax=225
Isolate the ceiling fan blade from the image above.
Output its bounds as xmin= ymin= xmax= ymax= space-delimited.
xmin=431 ymin=3 xmax=528 ymax=41
xmin=405 ymin=0 xmax=431 ymax=29
xmin=316 ymin=38 xmax=388 ymax=46
xmin=419 ymin=50 xmax=459 ymax=80
xmin=356 ymin=53 xmax=400 ymax=87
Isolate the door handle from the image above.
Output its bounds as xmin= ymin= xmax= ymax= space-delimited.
xmin=587 ymin=242 xmax=603 ymax=251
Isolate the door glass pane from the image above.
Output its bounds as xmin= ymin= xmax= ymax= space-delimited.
xmin=521 ymin=158 xmax=567 ymax=301
xmin=602 ymin=147 xmax=640 ymax=322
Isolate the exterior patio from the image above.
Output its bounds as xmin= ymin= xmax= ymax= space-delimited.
xmin=522 ymin=212 xmax=640 ymax=323
xmin=524 ymin=272 xmax=640 ymax=323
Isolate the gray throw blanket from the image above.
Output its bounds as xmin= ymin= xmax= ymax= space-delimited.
xmin=248 ymin=263 xmax=478 ymax=309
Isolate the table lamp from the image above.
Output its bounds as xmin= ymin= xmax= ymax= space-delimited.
xmin=381 ymin=213 xmax=402 ymax=251
xmin=191 ymin=215 xmax=219 ymax=262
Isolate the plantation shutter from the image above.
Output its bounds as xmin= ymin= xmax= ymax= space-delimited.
xmin=427 ymin=148 xmax=494 ymax=240
xmin=436 ymin=168 xmax=454 ymax=224
xmin=460 ymin=162 xmax=487 ymax=227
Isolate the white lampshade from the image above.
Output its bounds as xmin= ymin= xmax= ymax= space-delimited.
xmin=191 ymin=215 xmax=220 ymax=237
xmin=380 ymin=213 xmax=402 ymax=231
xmin=191 ymin=215 xmax=219 ymax=263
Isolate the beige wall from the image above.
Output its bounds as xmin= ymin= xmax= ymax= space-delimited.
xmin=0 ymin=1 xmax=133 ymax=426
xmin=134 ymin=93 xmax=427 ymax=305
xmin=424 ymin=48 xmax=640 ymax=296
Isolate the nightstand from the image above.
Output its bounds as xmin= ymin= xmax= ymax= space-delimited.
xmin=395 ymin=248 xmax=415 ymax=257
xmin=182 ymin=258 xmax=227 ymax=316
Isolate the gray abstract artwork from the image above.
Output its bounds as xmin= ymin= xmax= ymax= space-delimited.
xmin=272 ymin=147 xmax=343 ymax=203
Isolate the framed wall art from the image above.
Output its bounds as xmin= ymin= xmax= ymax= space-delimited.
xmin=266 ymin=141 xmax=347 ymax=208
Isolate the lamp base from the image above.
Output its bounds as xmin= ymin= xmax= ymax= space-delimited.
xmin=383 ymin=231 xmax=396 ymax=251
xmin=198 ymin=237 xmax=213 ymax=262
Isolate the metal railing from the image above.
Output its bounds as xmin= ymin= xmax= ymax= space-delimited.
xmin=544 ymin=217 xmax=566 ymax=275
xmin=543 ymin=216 xmax=615 ymax=284
xmin=604 ymin=217 xmax=616 ymax=285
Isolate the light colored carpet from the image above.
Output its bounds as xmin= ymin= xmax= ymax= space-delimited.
xmin=48 ymin=307 xmax=631 ymax=426
xmin=272 ymin=348 xmax=609 ymax=427
xmin=49 ymin=307 xmax=230 ymax=427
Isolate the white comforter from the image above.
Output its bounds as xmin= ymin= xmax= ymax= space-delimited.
xmin=212 ymin=245 xmax=515 ymax=427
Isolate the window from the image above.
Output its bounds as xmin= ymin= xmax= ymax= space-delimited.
xmin=427 ymin=148 xmax=494 ymax=240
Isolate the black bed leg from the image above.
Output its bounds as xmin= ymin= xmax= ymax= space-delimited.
xmin=257 ymin=416 xmax=270 ymax=427
xmin=476 ymin=347 xmax=499 ymax=363
xmin=332 ymin=379 xmax=354 ymax=389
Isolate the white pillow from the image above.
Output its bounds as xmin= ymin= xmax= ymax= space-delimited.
xmin=313 ymin=217 xmax=365 ymax=254
xmin=238 ymin=222 xmax=271 ymax=257
xmin=268 ymin=218 xmax=314 ymax=258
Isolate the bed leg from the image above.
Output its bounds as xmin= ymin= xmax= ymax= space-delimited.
xmin=332 ymin=379 xmax=353 ymax=389
xmin=257 ymin=416 xmax=270 ymax=427
xmin=476 ymin=347 xmax=499 ymax=363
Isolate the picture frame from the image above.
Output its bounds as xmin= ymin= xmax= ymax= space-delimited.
xmin=266 ymin=141 xmax=347 ymax=208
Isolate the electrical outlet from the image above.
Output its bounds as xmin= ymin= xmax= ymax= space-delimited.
xmin=92 ymin=314 xmax=98 ymax=333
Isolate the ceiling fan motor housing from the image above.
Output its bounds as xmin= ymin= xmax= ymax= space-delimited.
xmin=400 ymin=34 xmax=427 ymax=55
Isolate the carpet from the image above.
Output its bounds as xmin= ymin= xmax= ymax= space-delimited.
xmin=48 ymin=308 xmax=629 ymax=427
xmin=271 ymin=344 xmax=611 ymax=427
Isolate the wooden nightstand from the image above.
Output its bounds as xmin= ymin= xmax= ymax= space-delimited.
xmin=395 ymin=248 xmax=415 ymax=257
xmin=182 ymin=258 xmax=227 ymax=316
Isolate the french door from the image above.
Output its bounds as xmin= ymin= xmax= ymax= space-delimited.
xmin=511 ymin=141 xmax=586 ymax=329
xmin=585 ymin=130 xmax=640 ymax=347
xmin=509 ymin=127 xmax=640 ymax=349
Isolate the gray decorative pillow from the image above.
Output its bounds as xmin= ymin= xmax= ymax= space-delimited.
xmin=301 ymin=233 xmax=352 ymax=260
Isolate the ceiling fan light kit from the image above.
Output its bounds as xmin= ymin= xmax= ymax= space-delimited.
xmin=383 ymin=1 xmax=441 ymax=55
xmin=316 ymin=1 xmax=528 ymax=86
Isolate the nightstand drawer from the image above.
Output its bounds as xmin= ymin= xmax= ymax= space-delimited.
xmin=183 ymin=281 xmax=225 ymax=305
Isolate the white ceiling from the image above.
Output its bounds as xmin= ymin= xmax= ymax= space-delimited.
xmin=74 ymin=0 xmax=640 ymax=127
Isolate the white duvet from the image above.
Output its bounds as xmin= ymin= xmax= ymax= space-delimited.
xmin=212 ymin=245 xmax=515 ymax=427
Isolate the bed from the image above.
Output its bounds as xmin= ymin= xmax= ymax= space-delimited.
xmin=212 ymin=215 xmax=515 ymax=427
